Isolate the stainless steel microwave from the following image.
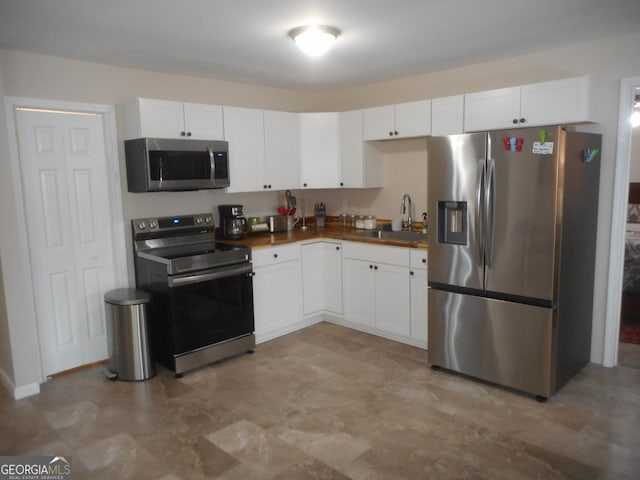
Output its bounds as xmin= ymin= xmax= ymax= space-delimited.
xmin=124 ymin=138 xmax=230 ymax=192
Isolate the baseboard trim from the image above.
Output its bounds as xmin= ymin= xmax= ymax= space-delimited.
xmin=0 ymin=367 xmax=40 ymax=399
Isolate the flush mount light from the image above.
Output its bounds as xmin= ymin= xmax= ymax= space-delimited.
xmin=289 ymin=25 xmax=340 ymax=56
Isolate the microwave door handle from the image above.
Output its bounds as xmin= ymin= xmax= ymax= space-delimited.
xmin=208 ymin=148 xmax=215 ymax=183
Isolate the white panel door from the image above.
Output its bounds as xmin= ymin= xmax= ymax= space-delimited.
xmin=16 ymin=109 xmax=117 ymax=376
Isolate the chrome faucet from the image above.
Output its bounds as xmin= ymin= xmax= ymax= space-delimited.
xmin=401 ymin=193 xmax=412 ymax=231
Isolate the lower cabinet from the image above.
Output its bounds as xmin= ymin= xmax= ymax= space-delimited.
xmin=252 ymin=240 xmax=427 ymax=348
xmin=252 ymin=244 xmax=303 ymax=342
xmin=302 ymin=241 xmax=343 ymax=316
xmin=342 ymin=242 xmax=411 ymax=339
xmin=410 ymin=249 xmax=428 ymax=345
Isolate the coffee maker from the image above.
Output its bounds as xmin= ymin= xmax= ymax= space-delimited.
xmin=218 ymin=204 xmax=247 ymax=240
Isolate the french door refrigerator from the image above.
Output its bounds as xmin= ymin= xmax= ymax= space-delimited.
xmin=427 ymin=126 xmax=601 ymax=399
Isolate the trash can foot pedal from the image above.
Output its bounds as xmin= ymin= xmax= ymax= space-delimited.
xmin=104 ymin=370 xmax=118 ymax=381
xmin=174 ymin=373 xmax=184 ymax=379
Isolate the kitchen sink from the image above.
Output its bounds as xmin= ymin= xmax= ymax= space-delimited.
xmin=354 ymin=230 xmax=427 ymax=242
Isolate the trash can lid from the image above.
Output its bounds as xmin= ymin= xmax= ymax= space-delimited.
xmin=104 ymin=288 xmax=151 ymax=305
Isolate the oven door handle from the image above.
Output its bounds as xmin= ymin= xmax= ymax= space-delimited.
xmin=168 ymin=263 xmax=252 ymax=287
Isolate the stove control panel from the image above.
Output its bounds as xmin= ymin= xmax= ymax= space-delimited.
xmin=132 ymin=213 xmax=214 ymax=235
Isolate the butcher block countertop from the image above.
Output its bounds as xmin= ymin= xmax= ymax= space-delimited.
xmin=222 ymin=217 xmax=428 ymax=250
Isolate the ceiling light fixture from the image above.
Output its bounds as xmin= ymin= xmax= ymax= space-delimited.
xmin=289 ymin=25 xmax=340 ymax=57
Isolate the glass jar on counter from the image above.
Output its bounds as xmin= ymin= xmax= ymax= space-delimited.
xmin=364 ymin=215 xmax=377 ymax=230
xmin=354 ymin=215 xmax=365 ymax=229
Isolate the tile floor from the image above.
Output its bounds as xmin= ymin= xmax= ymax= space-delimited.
xmin=1 ymin=322 xmax=639 ymax=479
xmin=618 ymin=341 xmax=640 ymax=369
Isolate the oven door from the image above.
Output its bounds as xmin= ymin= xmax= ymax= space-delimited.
xmin=167 ymin=263 xmax=254 ymax=354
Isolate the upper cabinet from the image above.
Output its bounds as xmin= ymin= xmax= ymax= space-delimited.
xmin=519 ymin=76 xmax=591 ymax=127
xmin=299 ymin=112 xmax=341 ymax=189
xmin=340 ymin=110 xmax=383 ymax=188
xmin=223 ymin=106 xmax=266 ymax=193
xmin=431 ymin=95 xmax=464 ymax=136
xmin=264 ymin=110 xmax=300 ymax=191
xmin=363 ymin=100 xmax=431 ymax=140
xmin=223 ymin=107 xmax=300 ymax=193
xmin=464 ymin=76 xmax=591 ymax=132
xmin=123 ymin=98 xmax=224 ymax=140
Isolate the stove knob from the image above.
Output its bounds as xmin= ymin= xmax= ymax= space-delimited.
xmin=149 ymin=221 xmax=158 ymax=229
xmin=204 ymin=216 xmax=212 ymax=223
xmin=138 ymin=222 xmax=147 ymax=230
xmin=195 ymin=217 xmax=203 ymax=224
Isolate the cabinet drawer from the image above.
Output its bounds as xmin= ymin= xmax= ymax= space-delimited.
xmin=253 ymin=244 xmax=301 ymax=267
xmin=410 ymin=249 xmax=428 ymax=270
xmin=342 ymin=242 xmax=409 ymax=266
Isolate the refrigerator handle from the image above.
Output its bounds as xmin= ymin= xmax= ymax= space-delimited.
xmin=476 ymin=159 xmax=485 ymax=266
xmin=486 ymin=157 xmax=496 ymax=266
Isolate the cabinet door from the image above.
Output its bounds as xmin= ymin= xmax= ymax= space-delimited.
xmin=340 ymin=110 xmax=364 ymax=188
xmin=520 ymin=76 xmax=590 ymax=127
xmin=137 ymin=98 xmax=186 ymax=138
xmin=464 ymin=87 xmax=521 ymax=132
xmin=431 ymin=95 xmax=464 ymax=136
xmin=375 ymin=263 xmax=410 ymax=337
xmin=395 ymin=100 xmax=431 ymax=138
xmin=323 ymin=242 xmax=343 ymax=315
xmin=343 ymin=258 xmax=376 ymax=327
xmin=264 ymin=110 xmax=300 ymax=191
xmin=302 ymin=243 xmax=324 ymax=315
xmin=363 ymin=105 xmax=395 ymax=140
xmin=253 ymin=260 xmax=303 ymax=339
xmin=410 ymin=269 xmax=428 ymax=345
xmin=223 ymin=106 xmax=266 ymax=192
xmin=183 ymin=102 xmax=224 ymax=140
xmin=299 ymin=112 xmax=340 ymax=188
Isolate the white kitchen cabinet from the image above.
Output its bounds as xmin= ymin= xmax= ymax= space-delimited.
xmin=252 ymin=244 xmax=303 ymax=342
xmin=302 ymin=241 xmax=343 ymax=316
xmin=431 ymin=95 xmax=464 ymax=136
xmin=225 ymin=108 xmax=300 ymax=192
xmin=363 ymin=100 xmax=431 ymax=141
xmin=464 ymin=75 xmax=591 ymax=132
xmin=520 ymin=75 xmax=591 ymax=127
xmin=343 ymin=258 xmax=376 ymax=327
xmin=299 ymin=112 xmax=341 ymax=188
xmin=223 ymin=106 xmax=266 ymax=192
xmin=409 ymin=249 xmax=428 ymax=346
xmin=464 ymin=87 xmax=521 ymax=132
xmin=342 ymin=242 xmax=411 ymax=337
xmin=264 ymin=110 xmax=300 ymax=191
xmin=340 ymin=110 xmax=383 ymax=188
xmin=123 ymin=98 xmax=224 ymax=140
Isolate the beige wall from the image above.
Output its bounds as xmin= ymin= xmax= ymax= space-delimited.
xmin=2 ymin=31 xmax=640 ymax=392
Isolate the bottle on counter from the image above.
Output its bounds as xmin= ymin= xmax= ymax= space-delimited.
xmin=421 ymin=212 xmax=428 ymax=234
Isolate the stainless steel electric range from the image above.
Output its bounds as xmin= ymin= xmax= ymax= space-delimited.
xmin=132 ymin=213 xmax=255 ymax=377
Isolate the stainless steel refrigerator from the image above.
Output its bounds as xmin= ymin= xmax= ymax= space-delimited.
xmin=427 ymin=126 xmax=601 ymax=399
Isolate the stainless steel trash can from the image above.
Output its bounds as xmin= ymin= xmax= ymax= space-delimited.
xmin=105 ymin=288 xmax=155 ymax=381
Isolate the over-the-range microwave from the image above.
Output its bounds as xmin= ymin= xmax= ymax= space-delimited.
xmin=124 ymin=138 xmax=230 ymax=192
